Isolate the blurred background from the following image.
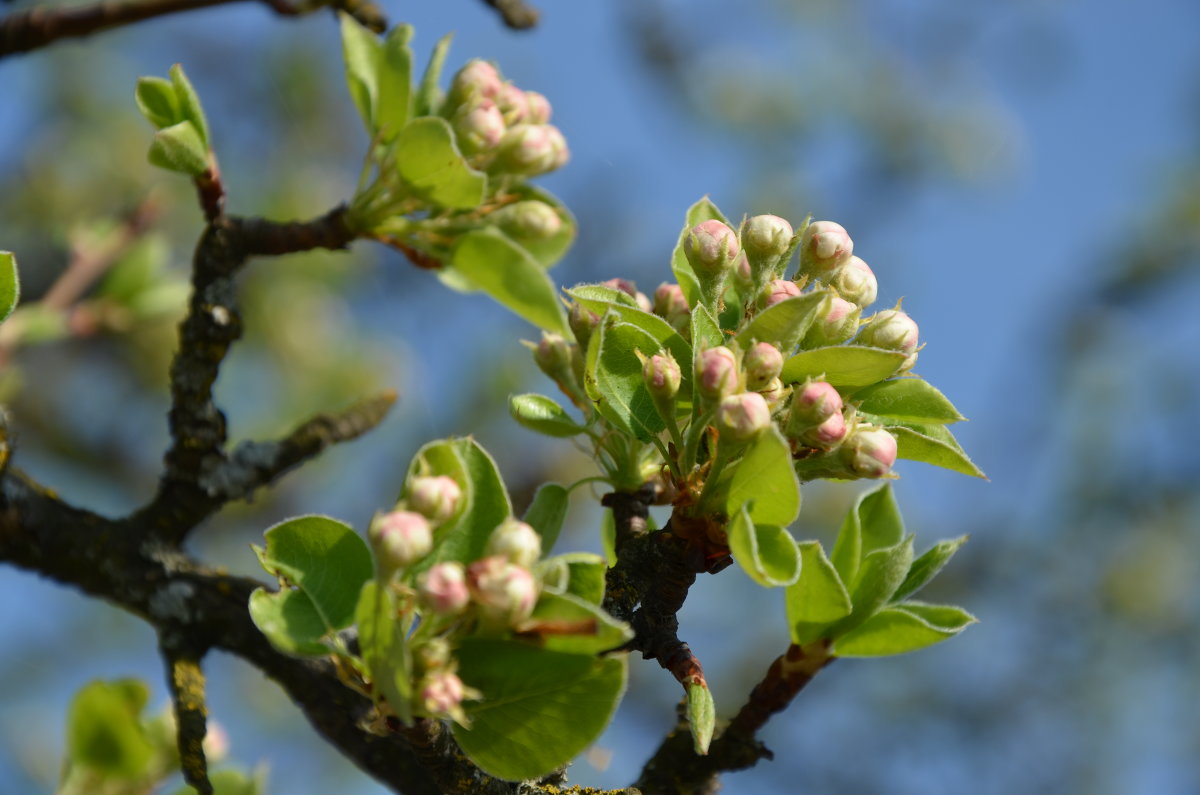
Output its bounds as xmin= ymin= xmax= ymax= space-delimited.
xmin=2 ymin=0 xmax=1199 ymax=792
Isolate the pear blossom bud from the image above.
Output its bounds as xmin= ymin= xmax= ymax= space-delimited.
xmin=493 ymin=200 xmax=562 ymax=240
xmin=800 ymin=411 xmax=847 ymax=450
xmin=485 ymin=519 xmax=542 ymax=568
xmin=786 ymin=380 xmax=843 ymax=437
xmin=803 ymin=295 xmax=861 ymax=347
xmin=744 ymin=214 xmax=794 ymax=260
xmin=653 ymin=282 xmax=690 ymax=332
xmin=732 ymin=253 xmax=753 ymax=291
xmin=695 ymin=346 xmax=739 ymax=403
xmin=716 ymin=392 xmax=771 ymax=442
xmin=407 ymin=475 xmax=462 ymax=525
xmin=525 ymin=91 xmax=552 ymax=124
xmin=643 ymin=353 xmax=682 ymax=401
xmin=533 ymin=332 xmax=575 ymax=378
xmin=858 ymin=308 xmax=919 ymax=353
xmin=468 ymin=556 xmax=538 ymax=623
xmin=761 ymin=278 xmax=802 ymax=308
xmin=370 ymin=510 xmax=433 ymax=571
xmin=568 ymin=303 xmax=600 ymax=348
xmin=495 ymin=124 xmax=569 ymax=176
xmin=452 ymin=99 xmax=505 ymax=154
xmin=684 ymin=220 xmax=740 ymax=275
xmin=602 ymin=278 xmax=637 ymax=298
xmin=415 ymin=638 xmax=453 ymax=672
xmin=831 ymin=256 xmax=878 ymax=308
xmin=758 ymin=377 xmax=789 ymax=410
xmin=495 ymin=82 xmax=529 ymax=125
xmin=841 ymin=427 xmax=898 ymax=478
xmin=418 ymin=562 xmax=471 ymax=615
xmin=634 ymin=291 xmax=652 ymax=313
xmin=798 ymin=220 xmax=854 ymax=281
xmin=743 ymin=342 xmax=784 ymax=391
xmin=420 ymin=670 xmax=466 ymax=716
xmin=450 ymin=59 xmax=502 ymax=104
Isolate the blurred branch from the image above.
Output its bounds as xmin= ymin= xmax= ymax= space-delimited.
xmin=0 ymin=0 xmax=386 ymax=58
xmin=162 ymin=644 xmax=214 ymax=795
xmin=481 ymin=0 xmax=539 ymax=30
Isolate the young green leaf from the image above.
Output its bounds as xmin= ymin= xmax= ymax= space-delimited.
xmin=829 ymin=483 xmax=903 ymax=586
xmin=354 ymin=581 xmax=413 ymax=722
xmin=248 ymin=587 xmax=333 ymax=656
xmin=509 ymin=393 xmax=586 ymax=438
xmin=147 ymin=121 xmax=209 ymax=176
xmin=0 ymin=251 xmax=19 ymax=323
xmin=723 ymin=426 xmax=802 ymax=527
xmin=690 ymin=302 xmax=724 ymax=351
xmin=453 ymin=639 xmax=627 ymax=781
xmin=522 ymin=482 xmax=570 ymax=553
xmin=585 ymin=317 xmax=667 ymax=442
xmin=451 ymin=228 xmax=568 ymax=334
xmin=780 ymin=345 xmax=907 ymax=387
xmin=168 ymin=64 xmax=210 ymax=147
xmin=559 ymin=552 xmax=607 ymax=604
xmin=734 ymin=289 xmax=830 ymax=353
xmin=727 ymin=504 xmax=802 ymax=588
xmin=522 ymin=591 xmax=633 ymax=655
xmin=394 ymin=117 xmax=487 ymax=208
xmin=686 ymin=681 xmax=716 ymax=755
xmin=892 ymin=535 xmax=968 ymax=602
xmin=134 ymin=76 xmax=181 ymax=129
xmin=883 ymin=423 xmax=987 ymax=479
xmin=414 ymin=31 xmax=454 ymax=116
xmin=376 ymin=24 xmax=414 ymax=139
xmin=850 ymin=378 xmax=966 ymax=424
xmin=786 ymin=541 xmax=853 ymax=645
xmin=833 ymin=602 xmax=977 ymax=657
xmin=66 ymin=680 xmax=155 ymax=779
xmin=837 ymin=535 xmax=914 ymax=634
xmin=339 ymin=11 xmax=384 ymax=131
xmin=567 ymin=287 xmax=692 ymax=387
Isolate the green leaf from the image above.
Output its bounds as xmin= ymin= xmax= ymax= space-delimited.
xmin=375 ymin=24 xmax=414 ymax=139
xmin=567 ymin=287 xmax=692 ymax=390
xmin=522 ymin=591 xmax=633 ymax=655
xmin=686 ymin=682 xmax=715 ymax=756
xmin=892 ymin=535 xmax=968 ymax=602
xmin=585 ymin=317 xmax=667 ymax=442
xmin=881 ymin=422 xmax=987 ymax=479
xmin=395 ymin=116 xmax=486 ymax=208
xmin=601 ymin=508 xmax=617 ymax=566
xmin=723 ymin=426 xmax=801 ymax=527
xmin=727 ymin=504 xmax=802 ymax=588
xmin=690 ymin=302 xmax=724 ymax=351
xmin=509 ymin=393 xmax=586 ymax=438
xmin=147 ymin=121 xmax=209 ymax=176
xmin=834 ymin=602 xmax=977 ymax=657
xmin=67 ymin=679 xmax=155 ymax=778
xmin=780 ymin=345 xmax=907 ymax=388
xmin=97 ymin=235 xmax=167 ymax=305
xmin=134 ymin=76 xmax=181 ymax=128
xmin=562 ymin=553 xmax=607 ymax=604
xmin=414 ymin=32 xmax=454 ymax=117
xmin=734 ymin=289 xmax=830 ymax=353
xmin=0 ymin=251 xmax=19 ymax=323
xmin=249 ymin=516 xmax=373 ymax=654
xmin=829 ymin=483 xmax=904 ymax=585
xmin=786 ymin=541 xmax=853 ymax=644
xmin=451 ymin=228 xmax=568 ymax=333
xmin=354 ymin=581 xmax=412 ymax=722
xmin=339 ymin=11 xmax=384 ymax=131
xmin=671 ymin=197 xmax=730 ymax=308
xmin=837 ymin=535 xmax=914 ymax=634
xmin=169 ymin=64 xmax=210 ymax=147
xmin=851 ymin=378 xmax=966 ymax=424
xmin=523 ymin=482 xmax=570 ymax=553
xmin=453 ymin=639 xmax=627 ymax=781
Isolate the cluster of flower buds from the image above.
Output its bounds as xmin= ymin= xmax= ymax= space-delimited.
xmin=410 ymin=637 xmax=479 ymax=725
xmin=446 ymin=59 xmax=568 ymax=176
xmin=468 ymin=520 xmax=542 ymax=625
xmin=780 ymin=379 xmax=900 ymax=478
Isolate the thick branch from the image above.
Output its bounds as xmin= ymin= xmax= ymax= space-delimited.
xmin=481 ymin=0 xmax=539 ymax=30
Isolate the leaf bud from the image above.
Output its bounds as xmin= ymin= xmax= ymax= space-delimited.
xmin=716 ymin=392 xmax=771 ymax=443
xmin=420 ymin=670 xmax=467 ymax=717
xmin=858 ymin=308 xmax=919 ymax=353
xmin=743 ymin=341 xmax=784 ymax=391
xmin=369 ymin=510 xmax=433 ymax=571
xmin=760 ymin=278 xmax=802 ymax=309
xmin=803 ymin=295 xmax=861 ymax=347
xmin=494 ymin=124 xmax=569 ymax=176
xmin=831 ymin=256 xmax=878 ymax=308
xmin=418 ymin=562 xmax=471 ymax=615
xmin=798 ymin=220 xmax=853 ymax=282
xmin=492 ymin=200 xmax=562 ymax=240
xmin=684 ymin=220 xmax=740 ymax=275
xmin=485 ymin=518 xmax=543 ymax=569
xmin=406 ymin=475 xmax=462 ymax=525
xmin=452 ymin=98 xmax=506 ymax=154
xmin=695 ymin=346 xmax=739 ymax=403
xmin=468 ymin=555 xmax=539 ymax=623
xmin=643 ymin=352 xmax=682 ymax=401
xmin=743 ymin=214 xmax=794 ymax=260
xmin=841 ymin=427 xmax=899 ymax=478
xmin=525 ymin=91 xmax=552 ymax=124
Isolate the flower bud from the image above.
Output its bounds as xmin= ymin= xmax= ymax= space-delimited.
xmin=732 ymin=253 xmax=753 ymax=291
xmin=653 ymin=282 xmax=690 ymax=332
xmin=533 ymin=332 xmax=575 ymax=378
xmin=786 ymin=381 xmax=843 ymax=436
xmin=407 ymin=475 xmax=462 ymax=525
xmin=684 ymin=220 xmax=740 ymax=275
xmin=525 ymin=90 xmax=552 ymax=124
xmin=803 ymin=295 xmax=860 ymax=347
xmin=758 ymin=377 xmax=789 ymax=410
xmin=841 ymin=427 xmax=898 ymax=478
xmin=568 ymin=303 xmax=600 ymax=348
xmin=602 ymin=278 xmax=639 ymax=301
xmin=494 ymin=124 xmax=569 ymax=176
xmin=370 ymin=510 xmax=433 ymax=571
xmin=695 ymin=346 xmax=739 ymax=403
xmin=418 ymin=562 xmax=471 ymax=615
xmin=716 ymin=392 xmax=771 ymax=443
xmin=414 ymin=638 xmax=453 ymax=672
xmin=452 ymin=99 xmax=506 ymax=154
xmin=743 ymin=342 xmax=784 ymax=391
xmin=468 ymin=556 xmax=538 ymax=623
xmin=857 ymin=308 xmax=919 ymax=353
xmin=831 ymin=256 xmax=878 ymax=307
xmin=761 ymin=278 xmax=802 ymax=308
xmin=743 ymin=214 xmax=794 ymax=260
xmin=485 ymin=519 xmax=542 ymax=569
xmin=495 ymin=82 xmax=529 ymax=125
xmin=798 ymin=220 xmax=853 ymax=281
xmin=492 ymin=200 xmax=562 ymax=240
xmin=420 ymin=670 xmax=467 ymax=716
xmin=449 ymin=59 xmax=502 ymax=105
xmin=643 ymin=352 xmax=682 ymax=401
xmin=800 ymin=411 xmax=847 ymax=450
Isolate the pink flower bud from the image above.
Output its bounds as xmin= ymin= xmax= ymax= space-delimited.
xmin=695 ymin=346 xmax=739 ymax=403
xmin=420 ymin=670 xmax=466 ymax=716
xmin=468 ymin=556 xmax=539 ymax=623
xmin=494 ymin=200 xmax=562 ymax=240
xmin=370 ymin=510 xmax=433 ymax=570
xmin=525 ymin=91 xmax=552 ymax=124
xmin=761 ymin=279 xmax=802 ymax=308
xmin=533 ymin=332 xmax=575 ymax=378
xmin=786 ymin=381 xmax=843 ymax=437
xmin=798 ymin=220 xmax=854 ymax=281
xmin=418 ymin=562 xmax=471 ymax=615
xmin=407 ymin=475 xmax=462 ymax=525
xmin=643 ymin=352 xmax=682 ymax=401
xmin=602 ymin=278 xmax=640 ymax=299
xmin=652 ymin=282 xmax=690 ymax=332
xmin=568 ymin=303 xmax=600 ymax=348
xmin=831 ymin=256 xmax=878 ymax=307
xmin=634 ymin=291 xmax=652 ymax=313
xmin=450 ymin=59 xmax=502 ymax=103
xmin=716 ymin=392 xmax=772 ymax=443
xmin=858 ymin=308 xmax=919 ymax=353
xmin=684 ymin=220 xmax=740 ymax=275
xmin=452 ymin=99 xmax=506 ymax=154
xmin=495 ymin=124 xmax=569 ymax=176
xmin=743 ymin=214 xmax=794 ymax=260
xmin=743 ymin=342 xmax=784 ymax=391
xmin=800 ymin=411 xmax=847 ymax=450
xmin=485 ymin=519 xmax=542 ymax=569
xmin=495 ymin=82 xmax=530 ymax=125
xmin=804 ymin=295 xmax=861 ymax=347
xmin=841 ymin=427 xmax=898 ymax=478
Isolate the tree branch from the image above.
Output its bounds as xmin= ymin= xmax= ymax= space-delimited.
xmin=162 ymin=644 xmax=214 ymax=795
xmin=480 ymin=0 xmax=539 ymax=30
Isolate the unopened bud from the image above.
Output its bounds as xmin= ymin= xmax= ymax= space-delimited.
xmin=758 ymin=377 xmax=789 ymax=410
xmin=743 ymin=342 xmax=784 ymax=391
xmin=695 ymin=346 xmax=739 ymax=403
xmin=414 ymin=638 xmax=454 ymax=672
xmin=450 ymin=59 xmax=502 ymax=105
xmin=495 ymin=124 xmax=569 ymax=176
xmin=803 ymin=295 xmax=860 ymax=347
xmin=786 ymin=381 xmax=843 ymax=434
xmin=732 ymin=253 xmax=752 ymax=291
xmin=798 ymin=221 xmax=853 ymax=281
xmin=744 ymin=214 xmax=794 ymax=260
xmin=841 ymin=427 xmax=898 ymax=478
xmin=799 ymin=411 xmax=847 ymax=450
xmin=684 ymin=220 xmax=740 ymax=275
xmin=370 ymin=510 xmax=433 ymax=571
xmin=452 ymin=99 xmax=505 ymax=154
xmin=407 ymin=475 xmax=462 ymax=525
xmin=761 ymin=278 xmax=802 ymax=308
xmin=495 ymin=82 xmax=529 ymax=125
xmin=493 ymin=200 xmax=562 ymax=240
xmin=468 ymin=556 xmax=539 ymax=623
xmin=486 ymin=519 xmax=542 ymax=568
xmin=420 ymin=670 xmax=467 ymax=716
xmin=716 ymin=392 xmax=771 ymax=443
xmin=525 ymin=91 xmax=552 ymax=124
xmin=653 ymin=282 xmax=690 ymax=332
xmin=643 ymin=353 xmax=682 ymax=401
xmin=533 ymin=332 xmax=575 ymax=378
xmin=418 ymin=562 xmax=471 ymax=615
xmin=568 ymin=303 xmax=600 ymax=348
xmin=831 ymin=256 xmax=878 ymax=308
xmin=858 ymin=308 xmax=919 ymax=353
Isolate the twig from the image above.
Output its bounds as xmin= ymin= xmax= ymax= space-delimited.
xmin=162 ymin=643 xmax=213 ymax=795
xmin=481 ymin=0 xmax=539 ymax=30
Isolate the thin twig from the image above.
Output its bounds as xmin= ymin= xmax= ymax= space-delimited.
xmin=162 ymin=643 xmax=213 ymax=795
xmin=481 ymin=0 xmax=539 ymax=30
